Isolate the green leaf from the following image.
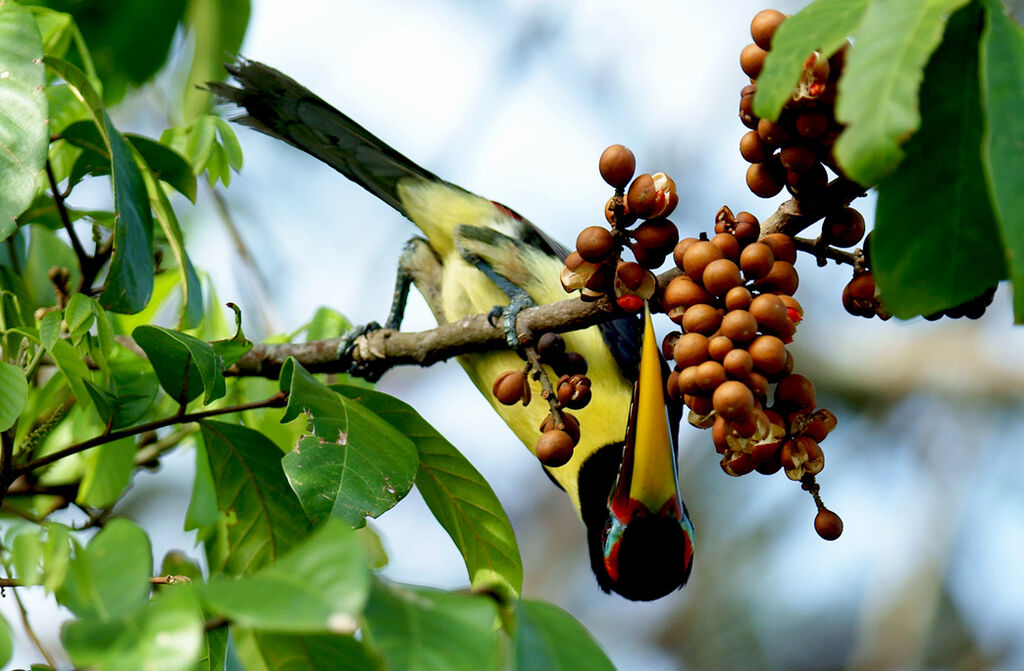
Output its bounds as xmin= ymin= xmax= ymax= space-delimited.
xmin=159 ymin=551 xmax=227 ymax=671
xmin=513 ymin=600 xmax=615 ymax=671
xmin=77 ymin=436 xmax=134 ymax=507
xmin=833 ymin=0 xmax=971 ymax=186
xmin=233 ymin=629 xmax=383 ymax=671
xmin=0 ymin=614 xmax=11 ymax=668
xmin=42 ymin=522 xmax=72 ymax=592
xmin=28 ymin=6 xmax=74 ymax=59
xmin=64 ymin=292 xmax=94 ymax=343
xmin=46 ymin=337 xmax=92 ymax=408
xmin=280 ymin=360 xmax=417 ymax=527
xmin=182 ymin=0 xmax=251 ymax=122
xmin=106 ymin=349 xmax=159 ymax=429
xmin=57 ymin=518 xmax=152 ymax=620
xmin=210 ymin=302 xmax=252 ymax=367
xmin=133 ymin=325 xmax=225 ymax=405
xmin=0 ymin=361 xmax=28 ymax=431
xmin=185 ymin=439 xmax=219 ymax=533
xmin=873 ymin=1 xmax=1005 ymax=317
xmin=305 ymin=306 xmax=352 ymax=341
xmin=12 ymin=529 xmax=44 ymax=586
xmin=98 ymin=115 xmax=155 ymax=314
xmin=38 ymin=309 xmax=60 ymax=349
xmin=753 ymin=0 xmax=869 ymax=121
xmin=0 ymin=0 xmax=48 ymax=241
xmin=128 ymin=133 xmax=197 ymax=202
xmin=356 ymin=523 xmax=389 ymax=570
xmin=136 ymin=145 xmax=203 ymax=329
xmin=185 ymin=115 xmax=217 ymax=174
xmin=201 ymin=519 xmax=369 ymax=632
xmin=335 ymin=385 xmax=522 ymax=593
xmin=279 ymin=358 xmax=348 ymax=440
xmin=215 ymin=117 xmax=244 ymax=171
xmin=43 ymin=57 xmax=106 ymax=144
xmin=63 ymin=583 xmax=203 ymax=671
xmin=980 ymin=0 xmax=1024 ymax=321
xmin=40 ymin=0 xmax=188 ymax=105
xmin=23 ymin=224 xmax=80 ymax=309
xmin=199 ymin=420 xmax=311 ymax=576
xmin=363 ymin=580 xmax=501 ymax=671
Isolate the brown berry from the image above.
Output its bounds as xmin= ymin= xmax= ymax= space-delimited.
xmin=673 ymin=332 xmax=711 ymax=368
xmin=748 ymin=335 xmax=787 ymax=375
xmin=682 ymin=241 xmax=725 ymax=282
xmin=749 ymin=294 xmax=789 ymax=334
xmin=493 ymin=370 xmax=530 ymax=406
xmin=733 ymin=212 xmax=761 ymax=246
xmin=795 ymin=112 xmax=829 ymax=139
xmin=814 ymin=509 xmax=843 ymax=540
xmin=685 ymin=393 xmax=715 ymax=417
xmin=756 ymin=260 xmax=799 ymax=295
xmin=740 ymin=85 xmax=759 ymax=129
xmin=746 ymin=162 xmax=784 ymax=198
xmin=537 ymin=332 xmax=566 ymax=361
xmin=663 ymin=276 xmax=714 ymax=322
xmin=673 ymin=237 xmax=699 ymax=270
xmin=536 ymin=430 xmax=574 ymax=467
xmin=751 ymin=9 xmax=786 ymax=50
xmin=626 ymin=174 xmax=659 ymax=219
xmin=702 ymin=258 xmax=743 ymax=297
xmin=710 ymin=233 xmax=741 ymax=261
xmin=822 ymin=208 xmax=866 ymax=248
xmin=708 ymin=335 xmax=734 ymax=362
xmin=539 ymin=412 xmax=581 ymax=446
xmin=600 ymin=144 xmax=636 ymax=189
xmin=775 ymin=373 xmax=816 ymax=409
xmin=739 ymin=242 xmax=775 ymax=280
xmin=678 ymin=366 xmax=701 ymax=396
xmin=632 ymin=218 xmax=679 ymax=257
xmin=695 ymin=360 xmax=727 ymax=392
xmin=740 ymin=43 xmax=768 ymax=79
xmin=779 ymin=145 xmax=817 ymax=173
xmin=740 ymin=130 xmax=768 ymax=163
xmin=725 ymin=286 xmax=753 ymax=311
xmin=720 ymin=309 xmax=758 ymax=343
xmin=723 ymin=348 xmax=754 ymax=379
xmin=576 ymin=226 xmax=616 ymax=263
xmin=682 ymin=304 xmax=723 ymax=335
xmin=713 ymin=380 xmax=755 ymax=421
xmin=757 ymin=118 xmax=789 ymax=147
xmin=759 ymin=233 xmax=797 ymax=264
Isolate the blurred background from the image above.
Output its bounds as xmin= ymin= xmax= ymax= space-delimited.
xmin=7 ymin=0 xmax=1024 ymax=669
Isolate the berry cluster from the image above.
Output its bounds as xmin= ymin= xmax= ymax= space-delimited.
xmin=491 ymin=332 xmax=592 ymax=467
xmin=560 ymin=144 xmax=680 ymax=311
xmin=659 ymin=207 xmax=840 ymax=535
xmin=739 ymin=10 xmax=847 ymax=203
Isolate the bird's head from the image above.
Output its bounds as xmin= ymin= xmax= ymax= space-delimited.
xmin=581 ymin=306 xmax=694 ymax=601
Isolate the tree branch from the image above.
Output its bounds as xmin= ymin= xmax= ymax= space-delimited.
xmin=12 ymin=392 xmax=288 ymax=476
xmin=225 ymin=179 xmax=867 ymax=381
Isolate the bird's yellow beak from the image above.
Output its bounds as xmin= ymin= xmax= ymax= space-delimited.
xmin=608 ymin=304 xmax=683 ymax=522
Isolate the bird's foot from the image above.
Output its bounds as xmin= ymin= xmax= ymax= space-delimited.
xmin=337 ymin=321 xmax=389 ymax=381
xmin=487 ymin=294 xmax=534 ymax=350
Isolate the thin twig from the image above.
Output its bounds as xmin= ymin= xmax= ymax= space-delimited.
xmin=8 ymin=574 xmax=57 ymax=668
xmin=792 ymin=236 xmax=861 ymax=267
xmin=13 ymin=392 xmax=288 ymax=476
xmin=45 ymin=159 xmax=89 ymax=266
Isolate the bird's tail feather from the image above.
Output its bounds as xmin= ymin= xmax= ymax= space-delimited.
xmin=209 ymin=59 xmax=442 ymax=217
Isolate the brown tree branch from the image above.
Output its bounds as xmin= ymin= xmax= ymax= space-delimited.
xmin=225 ymin=179 xmax=866 ymax=381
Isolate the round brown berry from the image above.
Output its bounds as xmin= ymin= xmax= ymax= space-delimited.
xmin=739 ymin=242 xmax=775 ymax=280
xmin=756 ymin=260 xmax=799 ymax=295
xmin=746 ymin=162 xmax=784 ymax=198
xmin=814 ymin=509 xmax=843 ymax=540
xmin=682 ymin=304 xmax=723 ymax=335
xmin=539 ymin=412 xmax=581 ymax=446
xmin=632 ymin=218 xmax=679 ymax=257
xmin=713 ymin=380 xmax=755 ymax=421
xmin=493 ymin=370 xmax=530 ymax=406
xmin=748 ymin=335 xmax=787 ymax=375
xmin=723 ymin=348 xmax=754 ymax=379
xmin=751 ymin=9 xmax=787 ymax=50
xmin=626 ymin=174 xmax=659 ymax=219
xmin=740 ymin=130 xmax=768 ymax=163
xmin=536 ymin=430 xmax=574 ymax=467
xmin=822 ymin=208 xmax=866 ymax=248
xmin=741 ymin=43 xmax=768 ymax=79
xmin=740 ymin=85 xmax=759 ymax=129
xmin=703 ymin=258 xmax=743 ymax=297
xmin=775 ymin=373 xmax=816 ymax=409
xmin=749 ymin=294 xmax=788 ymax=334
xmin=708 ymin=335 xmax=734 ymax=362
xmin=576 ymin=226 xmax=615 ymax=263
xmin=682 ymin=241 xmax=725 ymax=282
xmin=724 ymin=286 xmax=753 ymax=311
xmin=779 ymin=145 xmax=817 ymax=173
xmin=710 ymin=233 xmax=741 ymax=262
xmin=600 ymin=144 xmax=636 ymax=189
xmin=759 ymin=233 xmax=797 ymax=264
xmin=695 ymin=360 xmax=727 ymax=392
xmin=673 ymin=332 xmax=711 ymax=368
xmin=720 ymin=309 xmax=758 ymax=343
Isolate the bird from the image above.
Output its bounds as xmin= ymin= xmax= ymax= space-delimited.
xmin=210 ymin=60 xmax=694 ymax=601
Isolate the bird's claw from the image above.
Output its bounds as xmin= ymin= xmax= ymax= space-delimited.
xmin=490 ymin=295 xmax=534 ymax=350
xmin=337 ymin=321 xmax=389 ymax=381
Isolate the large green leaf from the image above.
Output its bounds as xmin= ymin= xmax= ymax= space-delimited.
xmin=181 ymin=0 xmax=251 ymax=122
xmin=980 ymin=0 xmax=1024 ymax=321
xmin=62 ymin=583 xmax=203 ymax=671
xmin=137 ymin=147 xmax=203 ymax=329
xmin=513 ymin=600 xmax=615 ymax=671
xmin=160 ymin=551 xmax=227 ymax=671
xmin=98 ymin=115 xmax=155 ymax=314
xmin=199 ymin=420 xmax=311 ymax=576
xmin=0 ymin=615 xmax=9 ymax=668
xmin=57 ymin=518 xmax=152 ymax=620
xmin=873 ymin=1 xmax=1005 ymax=317
xmin=833 ymin=0 xmax=970 ymax=186
xmin=0 ymin=361 xmax=28 ymax=431
xmin=133 ymin=325 xmax=225 ymax=405
xmin=128 ymin=134 xmax=197 ymax=201
xmin=0 ymin=0 xmax=48 ymax=241
xmin=34 ymin=0 xmax=189 ymax=104
xmin=280 ymin=360 xmax=418 ymax=528
xmin=753 ymin=0 xmax=869 ymax=121
xmin=76 ymin=436 xmax=134 ymax=507
xmin=233 ymin=630 xmax=383 ymax=671
xmin=335 ymin=385 xmax=522 ymax=593
xmin=363 ymin=580 xmax=501 ymax=671
xmin=201 ymin=519 xmax=369 ymax=633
